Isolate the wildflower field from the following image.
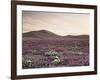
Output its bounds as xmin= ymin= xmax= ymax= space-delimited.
xmin=22 ymin=37 xmax=89 ymax=69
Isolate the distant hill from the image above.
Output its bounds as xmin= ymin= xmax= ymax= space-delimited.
xmin=23 ymin=30 xmax=61 ymax=38
xmin=23 ymin=30 xmax=89 ymax=39
xmin=65 ymin=35 xmax=89 ymax=39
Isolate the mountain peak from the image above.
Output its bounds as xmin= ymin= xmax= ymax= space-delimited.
xmin=23 ymin=30 xmax=60 ymax=38
xmin=38 ymin=30 xmax=48 ymax=32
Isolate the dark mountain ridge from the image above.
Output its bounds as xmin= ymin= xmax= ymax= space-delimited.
xmin=65 ymin=35 xmax=89 ymax=39
xmin=23 ymin=30 xmax=61 ymax=38
xmin=23 ymin=30 xmax=89 ymax=39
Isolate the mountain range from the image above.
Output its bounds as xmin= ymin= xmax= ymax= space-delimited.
xmin=23 ymin=30 xmax=89 ymax=39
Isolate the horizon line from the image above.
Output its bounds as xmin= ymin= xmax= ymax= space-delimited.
xmin=22 ymin=30 xmax=89 ymax=37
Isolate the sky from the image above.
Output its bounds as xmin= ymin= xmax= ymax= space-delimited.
xmin=22 ymin=11 xmax=90 ymax=36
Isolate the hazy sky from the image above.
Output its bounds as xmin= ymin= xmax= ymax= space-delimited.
xmin=22 ymin=11 xmax=90 ymax=36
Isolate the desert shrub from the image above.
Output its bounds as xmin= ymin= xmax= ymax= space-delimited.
xmin=32 ymin=49 xmax=37 ymax=53
xmin=45 ymin=49 xmax=59 ymax=56
xmin=22 ymin=59 xmax=34 ymax=68
xmin=51 ymin=58 xmax=60 ymax=66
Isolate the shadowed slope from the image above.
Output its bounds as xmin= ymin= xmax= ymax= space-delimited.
xmin=23 ymin=30 xmax=61 ymax=38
